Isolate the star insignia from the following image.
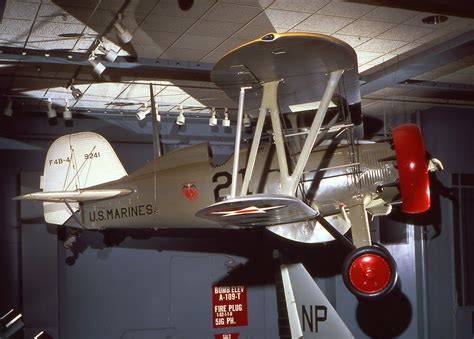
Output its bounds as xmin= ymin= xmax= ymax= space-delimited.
xmin=210 ymin=205 xmax=286 ymax=217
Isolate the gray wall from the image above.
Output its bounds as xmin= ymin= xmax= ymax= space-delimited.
xmin=420 ymin=107 xmax=474 ymax=339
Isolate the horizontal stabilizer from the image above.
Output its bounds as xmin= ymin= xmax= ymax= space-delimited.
xmin=15 ymin=189 xmax=132 ymax=202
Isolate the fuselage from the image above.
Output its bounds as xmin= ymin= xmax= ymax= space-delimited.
xmin=74 ymin=141 xmax=399 ymax=230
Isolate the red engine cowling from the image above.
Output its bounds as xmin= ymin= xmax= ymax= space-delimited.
xmin=392 ymin=124 xmax=430 ymax=214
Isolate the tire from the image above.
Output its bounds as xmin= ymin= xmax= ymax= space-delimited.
xmin=342 ymin=246 xmax=398 ymax=298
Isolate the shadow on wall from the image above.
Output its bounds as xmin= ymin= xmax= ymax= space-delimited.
xmin=388 ymin=171 xmax=456 ymax=240
xmin=56 ymin=225 xmax=351 ymax=284
xmin=357 ymin=286 xmax=413 ymax=338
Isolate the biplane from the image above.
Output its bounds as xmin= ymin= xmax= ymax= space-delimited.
xmin=16 ymin=32 xmax=442 ymax=337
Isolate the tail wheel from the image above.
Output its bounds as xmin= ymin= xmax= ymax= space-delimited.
xmin=342 ymin=246 xmax=398 ymax=298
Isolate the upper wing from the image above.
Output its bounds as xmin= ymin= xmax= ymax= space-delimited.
xmin=211 ymin=32 xmax=360 ymax=115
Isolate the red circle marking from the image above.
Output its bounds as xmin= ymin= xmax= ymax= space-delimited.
xmin=349 ymin=254 xmax=391 ymax=294
xmin=183 ymin=186 xmax=198 ymax=201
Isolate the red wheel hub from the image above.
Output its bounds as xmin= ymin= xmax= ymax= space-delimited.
xmin=349 ymin=254 xmax=391 ymax=294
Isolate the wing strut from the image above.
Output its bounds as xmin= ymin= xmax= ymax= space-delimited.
xmin=281 ymin=69 xmax=344 ymax=195
xmin=230 ymin=86 xmax=251 ymax=198
xmin=240 ymin=84 xmax=274 ymax=197
xmin=241 ymin=70 xmax=344 ymax=198
xmin=149 ymin=83 xmax=162 ymax=158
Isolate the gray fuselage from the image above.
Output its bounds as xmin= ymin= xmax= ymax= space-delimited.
xmin=76 ymin=141 xmax=399 ymax=230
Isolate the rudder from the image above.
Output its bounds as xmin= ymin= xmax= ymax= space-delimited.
xmin=43 ymin=132 xmax=127 ymax=225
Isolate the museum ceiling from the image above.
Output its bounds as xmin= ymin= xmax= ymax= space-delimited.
xmin=0 ymin=0 xmax=473 ymax=126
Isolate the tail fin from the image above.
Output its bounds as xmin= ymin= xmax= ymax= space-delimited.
xmin=42 ymin=132 xmax=127 ymax=225
xmin=280 ymin=263 xmax=354 ymax=338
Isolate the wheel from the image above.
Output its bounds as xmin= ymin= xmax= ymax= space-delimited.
xmin=342 ymin=246 xmax=398 ymax=298
xmin=63 ymin=235 xmax=76 ymax=249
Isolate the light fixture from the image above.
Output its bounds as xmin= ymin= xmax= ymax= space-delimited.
xmin=422 ymin=15 xmax=448 ymax=25
xmin=3 ymin=98 xmax=12 ymax=117
xmin=63 ymin=99 xmax=73 ymax=127
xmin=209 ymin=107 xmax=217 ymax=126
xmin=97 ymin=44 xmax=118 ymax=62
xmin=114 ymin=14 xmax=132 ymax=44
xmin=243 ymin=113 xmax=251 ymax=128
xmin=222 ymin=108 xmax=230 ymax=127
xmin=70 ymin=85 xmax=83 ymax=99
xmin=176 ymin=104 xmax=185 ymax=125
xmin=0 ymin=309 xmax=23 ymax=335
xmin=88 ymin=54 xmax=106 ymax=76
xmin=46 ymin=98 xmax=57 ymax=125
xmin=33 ymin=331 xmax=53 ymax=339
xmin=136 ymin=104 xmax=151 ymax=121
xmin=155 ymin=105 xmax=161 ymax=122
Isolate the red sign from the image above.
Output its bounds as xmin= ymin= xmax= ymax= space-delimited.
xmin=214 ymin=334 xmax=240 ymax=339
xmin=212 ymin=285 xmax=248 ymax=328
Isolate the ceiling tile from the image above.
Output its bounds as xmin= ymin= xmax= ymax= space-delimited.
xmin=31 ymin=22 xmax=85 ymax=37
xmin=161 ymin=47 xmax=210 ymax=61
xmin=72 ymin=37 xmax=95 ymax=52
xmin=100 ymin=0 xmax=157 ymax=14
xmin=38 ymin=4 xmax=89 ymax=25
xmin=220 ymin=0 xmax=273 ymax=7
xmin=402 ymin=12 xmax=454 ymax=28
xmin=26 ymin=37 xmax=78 ymax=50
xmin=131 ymin=30 xmax=180 ymax=49
xmin=152 ymin=0 xmax=216 ymax=18
xmin=85 ymin=82 xmax=130 ymax=98
xmin=337 ymin=19 xmax=395 ymax=37
xmin=51 ymin=0 xmax=100 ymax=9
xmin=72 ymin=97 xmax=109 ymax=109
xmin=87 ymin=10 xmax=144 ymax=30
xmin=332 ymin=34 xmax=370 ymax=48
xmin=173 ymin=34 xmax=226 ymax=51
xmin=359 ymin=63 xmax=375 ymax=72
xmin=187 ymin=20 xmax=242 ymax=38
xmin=0 ymin=19 xmax=33 ymax=36
xmin=294 ymin=14 xmax=354 ymax=34
xmin=17 ymin=89 xmax=48 ymax=99
xmin=141 ymin=15 xmax=195 ymax=34
xmin=443 ymin=18 xmax=474 ymax=32
xmin=155 ymin=90 xmax=189 ymax=107
xmin=203 ymin=3 xmax=262 ymax=23
xmin=390 ymin=42 xmax=422 ymax=55
xmin=435 ymin=73 xmax=474 ymax=85
xmin=116 ymin=83 xmax=163 ymax=102
xmin=180 ymin=96 xmax=206 ymax=108
xmin=356 ymin=38 xmax=407 ymax=53
xmin=45 ymin=88 xmax=80 ymax=101
xmin=415 ymin=29 xmax=451 ymax=44
xmin=233 ymin=24 xmax=282 ymax=40
xmin=252 ymin=9 xmax=311 ymax=29
xmin=378 ymin=24 xmax=434 ymax=42
xmin=270 ymin=0 xmax=330 ymax=13
xmin=199 ymin=38 xmax=249 ymax=63
xmin=363 ymin=54 xmax=398 ymax=67
xmin=362 ymin=7 xmax=419 ymax=24
xmin=318 ymin=1 xmax=376 ymax=18
xmin=4 ymin=1 xmax=40 ymax=20
xmin=0 ymin=33 xmax=27 ymax=46
xmin=133 ymin=44 xmax=165 ymax=58
xmin=355 ymin=50 xmax=383 ymax=64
